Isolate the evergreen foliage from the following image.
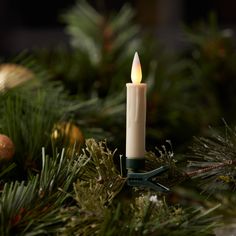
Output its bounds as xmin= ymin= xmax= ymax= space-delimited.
xmin=0 ymin=138 xmax=221 ymax=235
xmin=187 ymin=123 xmax=236 ymax=193
xmin=183 ymin=13 xmax=236 ymax=126
xmin=58 ymin=140 xmax=220 ymax=236
xmin=0 ymin=146 xmax=84 ymax=235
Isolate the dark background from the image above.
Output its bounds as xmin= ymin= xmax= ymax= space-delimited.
xmin=0 ymin=0 xmax=235 ymax=56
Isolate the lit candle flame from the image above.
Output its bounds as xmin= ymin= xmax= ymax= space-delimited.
xmin=131 ymin=52 xmax=142 ymax=84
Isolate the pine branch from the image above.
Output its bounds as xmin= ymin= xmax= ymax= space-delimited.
xmin=57 ymin=0 xmax=143 ymax=98
xmin=61 ymin=193 xmax=220 ymax=236
xmin=0 ymin=55 xmax=121 ymax=174
xmin=187 ymin=160 xmax=236 ymax=178
xmin=0 ymin=146 xmax=85 ymax=235
xmin=0 ymin=163 xmax=16 ymax=179
xmin=78 ymin=139 xmax=125 ymax=203
xmin=0 ymin=137 xmax=221 ymax=235
xmin=59 ymin=139 xmax=220 ymax=236
xmin=62 ymin=1 xmax=139 ymax=66
xmin=145 ymin=141 xmax=186 ymax=187
xmin=186 ymin=124 xmax=236 ymax=193
xmin=0 ymin=177 xmax=39 ymax=236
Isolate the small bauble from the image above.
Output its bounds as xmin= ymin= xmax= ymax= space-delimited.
xmin=51 ymin=122 xmax=84 ymax=154
xmin=0 ymin=64 xmax=35 ymax=93
xmin=0 ymin=134 xmax=15 ymax=161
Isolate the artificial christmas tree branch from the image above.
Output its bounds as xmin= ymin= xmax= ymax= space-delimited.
xmin=0 ymin=134 xmax=222 ymax=235
xmin=186 ymin=124 xmax=236 ymax=193
xmin=0 ymin=55 xmax=125 ymax=176
xmin=60 ymin=139 xmax=220 ymax=236
xmin=187 ymin=159 xmax=236 ymax=178
xmin=0 ymin=145 xmax=85 ymax=236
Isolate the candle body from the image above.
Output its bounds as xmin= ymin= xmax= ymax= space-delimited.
xmin=126 ymin=83 xmax=146 ymax=158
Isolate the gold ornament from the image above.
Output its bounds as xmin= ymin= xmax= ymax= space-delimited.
xmin=51 ymin=122 xmax=84 ymax=155
xmin=0 ymin=134 xmax=15 ymax=161
xmin=0 ymin=64 xmax=35 ymax=93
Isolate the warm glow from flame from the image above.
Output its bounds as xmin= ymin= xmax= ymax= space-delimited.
xmin=131 ymin=52 xmax=142 ymax=84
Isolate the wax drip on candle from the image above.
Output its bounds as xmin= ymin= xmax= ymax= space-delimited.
xmin=131 ymin=52 xmax=142 ymax=84
xmin=135 ymin=89 xmax=139 ymax=122
xmin=127 ymin=89 xmax=131 ymax=126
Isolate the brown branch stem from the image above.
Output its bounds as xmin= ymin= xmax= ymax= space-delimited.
xmin=186 ymin=160 xmax=236 ymax=178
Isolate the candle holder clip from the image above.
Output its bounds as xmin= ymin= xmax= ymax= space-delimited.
xmin=120 ymin=157 xmax=170 ymax=192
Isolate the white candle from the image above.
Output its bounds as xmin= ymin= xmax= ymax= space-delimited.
xmin=126 ymin=52 xmax=146 ymax=158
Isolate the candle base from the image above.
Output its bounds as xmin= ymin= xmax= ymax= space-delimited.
xmin=120 ymin=157 xmax=170 ymax=192
xmin=126 ymin=158 xmax=145 ymax=172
